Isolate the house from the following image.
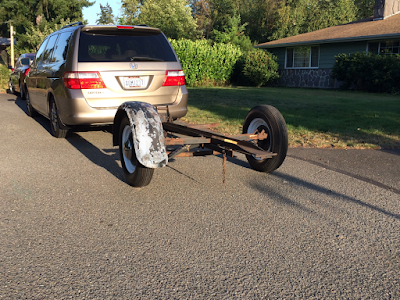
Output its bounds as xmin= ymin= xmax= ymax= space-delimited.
xmin=255 ymin=0 xmax=400 ymax=88
xmin=0 ymin=37 xmax=16 ymax=52
xmin=0 ymin=37 xmax=17 ymax=65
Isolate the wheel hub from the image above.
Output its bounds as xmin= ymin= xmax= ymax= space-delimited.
xmin=123 ymin=132 xmax=133 ymax=161
xmin=247 ymin=118 xmax=272 ymax=154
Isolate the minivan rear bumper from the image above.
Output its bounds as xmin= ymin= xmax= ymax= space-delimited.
xmin=59 ymin=87 xmax=188 ymax=126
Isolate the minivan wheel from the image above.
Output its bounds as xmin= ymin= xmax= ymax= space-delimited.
xmin=20 ymin=82 xmax=26 ymax=100
xmin=26 ymin=90 xmax=37 ymax=117
xmin=50 ymin=99 xmax=68 ymax=138
xmin=119 ymin=115 xmax=154 ymax=187
xmin=243 ymin=105 xmax=288 ymax=173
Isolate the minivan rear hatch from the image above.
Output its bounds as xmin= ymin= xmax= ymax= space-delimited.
xmin=76 ymin=25 xmax=183 ymax=108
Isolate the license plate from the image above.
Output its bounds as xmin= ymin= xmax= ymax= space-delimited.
xmin=123 ymin=76 xmax=147 ymax=89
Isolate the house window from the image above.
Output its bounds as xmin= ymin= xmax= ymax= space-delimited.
xmin=286 ymin=46 xmax=319 ymax=68
xmin=368 ymin=41 xmax=400 ymax=54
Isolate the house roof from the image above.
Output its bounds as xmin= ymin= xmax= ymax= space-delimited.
xmin=256 ymin=13 xmax=400 ymax=48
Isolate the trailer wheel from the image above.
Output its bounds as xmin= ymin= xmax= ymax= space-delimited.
xmin=243 ymin=105 xmax=288 ymax=173
xmin=119 ymin=115 xmax=154 ymax=187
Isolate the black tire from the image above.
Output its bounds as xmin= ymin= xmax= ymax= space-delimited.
xmin=119 ymin=115 xmax=154 ymax=187
xmin=26 ymin=90 xmax=37 ymax=117
xmin=242 ymin=105 xmax=288 ymax=173
xmin=49 ymin=98 xmax=68 ymax=138
xmin=20 ymin=82 xmax=26 ymax=100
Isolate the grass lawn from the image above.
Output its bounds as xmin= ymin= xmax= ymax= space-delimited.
xmin=183 ymin=87 xmax=400 ymax=149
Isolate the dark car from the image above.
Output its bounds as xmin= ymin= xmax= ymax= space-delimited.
xmin=9 ymin=53 xmax=36 ymax=100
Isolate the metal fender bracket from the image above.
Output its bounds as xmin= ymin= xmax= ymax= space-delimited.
xmin=117 ymin=102 xmax=168 ymax=168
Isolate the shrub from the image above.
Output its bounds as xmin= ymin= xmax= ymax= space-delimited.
xmin=170 ymin=39 xmax=242 ymax=86
xmin=170 ymin=39 xmax=279 ymax=87
xmin=0 ymin=63 xmax=11 ymax=91
xmin=331 ymin=52 xmax=400 ymax=93
xmin=233 ymin=49 xmax=279 ymax=87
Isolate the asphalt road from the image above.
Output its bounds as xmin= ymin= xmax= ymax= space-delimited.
xmin=1 ymin=93 xmax=400 ymax=299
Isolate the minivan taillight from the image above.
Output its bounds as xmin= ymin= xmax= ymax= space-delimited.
xmin=24 ymin=67 xmax=30 ymax=77
xmin=63 ymin=71 xmax=106 ymax=89
xmin=162 ymin=70 xmax=185 ymax=86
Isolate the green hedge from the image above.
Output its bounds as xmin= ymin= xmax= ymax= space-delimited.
xmin=170 ymin=39 xmax=279 ymax=87
xmin=170 ymin=39 xmax=242 ymax=86
xmin=331 ymin=52 xmax=400 ymax=93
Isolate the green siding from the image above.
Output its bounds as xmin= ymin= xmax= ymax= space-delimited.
xmin=319 ymin=41 xmax=367 ymax=68
xmin=266 ymin=41 xmax=368 ymax=69
xmin=266 ymin=48 xmax=286 ymax=68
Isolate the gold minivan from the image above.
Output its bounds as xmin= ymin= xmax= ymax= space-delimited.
xmin=26 ymin=22 xmax=188 ymax=138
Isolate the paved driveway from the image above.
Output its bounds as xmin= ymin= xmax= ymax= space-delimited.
xmin=1 ymin=93 xmax=399 ymax=299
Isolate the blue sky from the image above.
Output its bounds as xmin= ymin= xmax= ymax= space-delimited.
xmin=82 ymin=0 xmax=122 ymax=25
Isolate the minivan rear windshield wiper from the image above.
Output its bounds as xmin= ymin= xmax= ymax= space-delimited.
xmin=129 ymin=57 xmax=164 ymax=62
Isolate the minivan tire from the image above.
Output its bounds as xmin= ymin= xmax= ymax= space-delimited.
xmin=20 ymin=82 xmax=26 ymax=100
xmin=26 ymin=90 xmax=37 ymax=117
xmin=49 ymin=98 xmax=68 ymax=138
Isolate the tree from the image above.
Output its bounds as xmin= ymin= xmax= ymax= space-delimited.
xmin=189 ymin=0 xmax=274 ymax=44
xmin=207 ymin=0 xmax=239 ymax=33
xmin=189 ymin=0 xmax=212 ymax=38
xmin=354 ymin=0 xmax=374 ymax=19
xmin=96 ymin=3 xmax=115 ymax=25
xmin=211 ymin=15 xmax=253 ymax=51
xmin=15 ymin=18 xmax=72 ymax=55
xmin=0 ymin=0 xmax=94 ymax=38
xmin=237 ymin=0 xmax=277 ymax=44
xmin=135 ymin=0 xmax=201 ymax=40
xmin=121 ymin=0 xmax=142 ymax=24
xmin=270 ymin=0 xmax=357 ymax=41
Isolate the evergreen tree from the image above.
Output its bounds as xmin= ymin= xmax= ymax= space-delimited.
xmin=211 ymin=15 xmax=253 ymax=51
xmin=96 ymin=3 xmax=115 ymax=25
xmin=207 ymin=0 xmax=239 ymax=33
xmin=16 ymin=18 xmax=72 ymax=55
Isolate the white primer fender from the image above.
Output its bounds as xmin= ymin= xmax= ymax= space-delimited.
xmin=119 ymin=102 xmax=168 ymax=168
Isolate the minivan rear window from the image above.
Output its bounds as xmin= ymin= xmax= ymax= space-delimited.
xmin=78 ymin=31 xmax=177 ymax=62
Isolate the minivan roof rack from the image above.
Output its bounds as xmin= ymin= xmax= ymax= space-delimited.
xmin=61 ymin=22 xmax=83 ymax=30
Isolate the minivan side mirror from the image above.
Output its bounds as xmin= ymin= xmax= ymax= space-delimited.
xmin=21 ymin=58 xmax=30 ymax=66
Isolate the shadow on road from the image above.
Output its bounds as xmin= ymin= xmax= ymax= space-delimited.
xmin=66 ymin=133 xmax=125 ymax=183
xmin=12 ymin=95 xmax=53 ymax=135
xmin=9 ymin=95 xmax=125 ymax=183
xmin=251 ymin=171 xmax=400 ymax=220
xmin=381 ymin=149 xmax=400 ymax=157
